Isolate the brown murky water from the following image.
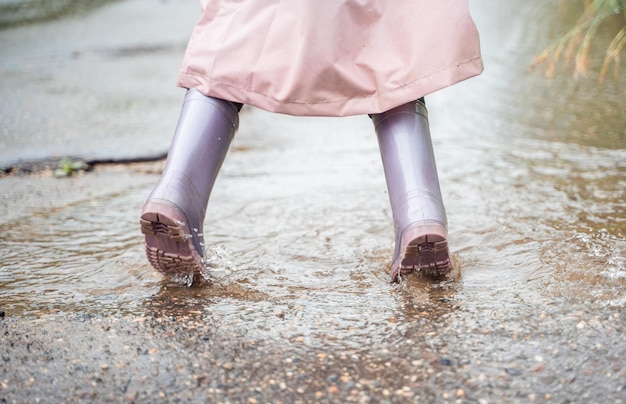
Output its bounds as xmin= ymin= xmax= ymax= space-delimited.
xmin=1 ymin=0 xmax=624 ymax=362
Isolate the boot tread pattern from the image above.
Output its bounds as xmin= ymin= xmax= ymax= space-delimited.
xmin=140 ymin=213 xmax=203 ymax=276
xmin=399 ymin=234 xmax=452 ymax=278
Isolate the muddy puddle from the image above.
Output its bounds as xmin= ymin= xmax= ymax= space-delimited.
xmin=1 ymin=0 xmax=625 ymax=366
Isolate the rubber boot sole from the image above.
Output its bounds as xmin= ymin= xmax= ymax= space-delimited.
xmin=140 ymin=201 xmax=204 ymax=276
xmin=392 ymin=223 xmax=452 ymax=281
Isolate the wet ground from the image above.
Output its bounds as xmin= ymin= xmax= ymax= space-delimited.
xmin=1 ymin=0 xmax=625 ymax=402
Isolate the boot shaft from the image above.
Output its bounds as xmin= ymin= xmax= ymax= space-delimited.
xmin=147 ymin=90 xmax=240 ymax=225
xmin=164 ymin=89 xmax=239 ymax=191
xmin=373 ymin=99 xmax=447 ymax=231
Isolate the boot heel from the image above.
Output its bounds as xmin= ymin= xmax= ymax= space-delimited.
xmin=140 ymin=202 xmax=205 ymax=276
xmin=393 ymin=223 xmax=452 ymax=280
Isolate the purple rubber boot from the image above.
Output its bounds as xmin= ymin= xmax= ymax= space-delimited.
xmin=373 ymin=99 xmax=452 ymax=281
xmin=140 ymin=89 xmax=239 ymax=276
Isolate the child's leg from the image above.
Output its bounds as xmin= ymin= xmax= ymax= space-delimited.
xmin=140 ymin=89 xmax=239 ymax=276
xmin=372 ymin=99 xmax=452 ymax=280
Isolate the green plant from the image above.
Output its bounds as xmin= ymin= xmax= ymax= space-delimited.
xmin=533 ymin=0 xmax=626 ymax=82
xmin=54 ymin=157 xmax=87 ymax=177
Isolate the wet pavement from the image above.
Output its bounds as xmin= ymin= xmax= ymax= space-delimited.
xmin=0 ymin=0 xmax=197 ymax=168
xmin=1 ymin=0 xmax=625 ymax=402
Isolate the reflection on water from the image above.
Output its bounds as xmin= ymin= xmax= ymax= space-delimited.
xmin=0 ymin=0 xmax=624 ymax=354
xmin=0 ymin=186 xmax=160 ymax=315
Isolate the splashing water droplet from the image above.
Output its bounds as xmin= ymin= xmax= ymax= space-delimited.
xmin=170 ymin=272 xmax=194 ymax=287
xmin=200 ymin=245 xmax=236 ymax=282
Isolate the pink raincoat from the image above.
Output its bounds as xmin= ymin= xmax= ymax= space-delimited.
xmin=178 ymin=0 xmax=483 ymax=117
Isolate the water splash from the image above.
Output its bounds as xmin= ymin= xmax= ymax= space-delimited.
xmin=200 ymin=245 xmax=237 ymax=282
xmin=160 ymin=223 xmax=238 ymax=286
xmin=169 ymin=272 xmax=194 ymax=287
